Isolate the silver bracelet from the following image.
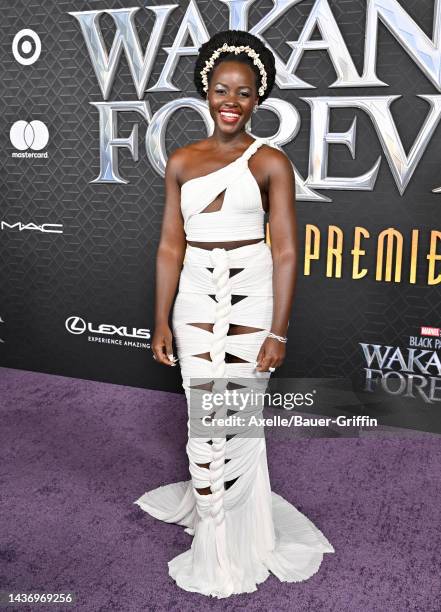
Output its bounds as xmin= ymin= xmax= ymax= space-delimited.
xmin=267 ymin=331 xmax=288 ymax=344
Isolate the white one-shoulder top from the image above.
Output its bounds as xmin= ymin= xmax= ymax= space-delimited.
xmin=180 ymin=137 xmax=267 ymax=242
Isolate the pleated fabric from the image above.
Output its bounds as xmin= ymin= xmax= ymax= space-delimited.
xmin=180 ymin=137 xmax=267 ymax=242
xmin=134 ymin=241 xmax=335 ymax=598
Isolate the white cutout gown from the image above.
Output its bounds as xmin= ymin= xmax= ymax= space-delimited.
xmin=134 ymin=138 xmax=335 ymax=598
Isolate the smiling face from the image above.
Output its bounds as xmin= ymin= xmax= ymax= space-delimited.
xmin=207 ymin=60 xmax=259 ymax=133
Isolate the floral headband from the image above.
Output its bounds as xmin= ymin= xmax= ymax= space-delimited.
xmin=200 ymin=43 xmax=268 ymax=98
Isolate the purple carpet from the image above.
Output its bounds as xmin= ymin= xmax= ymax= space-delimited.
xmin=0 ymin=366 xmax=440 ymax=611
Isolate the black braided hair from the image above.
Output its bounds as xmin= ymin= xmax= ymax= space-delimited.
xmin=194 ymin=29 xmax=276 ymax=105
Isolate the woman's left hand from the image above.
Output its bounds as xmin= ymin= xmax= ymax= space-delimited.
xmin=255 ymin=337 xmax=286 ymax=372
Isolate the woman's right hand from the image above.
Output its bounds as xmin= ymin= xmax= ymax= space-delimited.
xmin=151 ymin=323 xmax=178 ymax=367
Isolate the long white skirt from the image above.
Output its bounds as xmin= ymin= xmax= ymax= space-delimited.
xmin=134 ymin=241 xmax=335 ymax=598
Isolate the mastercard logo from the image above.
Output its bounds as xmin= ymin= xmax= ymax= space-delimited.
xmin=9 ymin=120 xmax=49 ymax=151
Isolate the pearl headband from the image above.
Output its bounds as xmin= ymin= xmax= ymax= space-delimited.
xmin=200 ymin=43 xmax=268 ymax=98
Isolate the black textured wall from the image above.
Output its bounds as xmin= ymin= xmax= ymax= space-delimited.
xmin=1 ymin=1 xmax=440 ymax=428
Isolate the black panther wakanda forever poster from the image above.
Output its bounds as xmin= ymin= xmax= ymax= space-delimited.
xmin=1 ymin=0 xmax=441 ymax=434
xmin=3 ymin=3 xmax=441 ymax=611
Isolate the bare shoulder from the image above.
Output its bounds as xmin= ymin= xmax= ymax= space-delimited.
xmin=257 ymin=142 xmax=294 ymax=183
xmin=166 ymin=139 xmax=212 ymax=179
xmin=261 ymin=143 xmax=293 ymax=170
xmin=169 ymin=138 xmax=212 ymax=160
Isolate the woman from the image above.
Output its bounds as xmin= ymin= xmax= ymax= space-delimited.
xmin=135 ymin=29 xmax=334 ymax=598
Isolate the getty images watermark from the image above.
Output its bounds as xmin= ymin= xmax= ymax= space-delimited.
xmin=187 ymin=376 xmax=383 ymax=439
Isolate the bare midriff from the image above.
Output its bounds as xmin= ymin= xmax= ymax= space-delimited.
xmin=186 ymin=237 xmax=263 ymax=250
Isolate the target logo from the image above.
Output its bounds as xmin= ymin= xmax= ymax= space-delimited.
xmin=12 ymin=29 xmax=41 ymax=65
xmin=10 ymin=120 xmax=49 ymax=151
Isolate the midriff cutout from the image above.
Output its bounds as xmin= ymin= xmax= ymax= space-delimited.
xmin=200 ymin=189 xmax=226 ymax=214
xmin=187 ymin=238 xmax=264 ymax=250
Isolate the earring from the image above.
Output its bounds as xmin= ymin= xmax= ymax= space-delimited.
xmin=253 ymin=104 xmax=258 ymax=114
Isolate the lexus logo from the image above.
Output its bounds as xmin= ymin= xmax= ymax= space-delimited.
xmin=65 ymin=316 xmax=86 ymax=335
xmin=65 ymin=315 xmax=150 ymax=340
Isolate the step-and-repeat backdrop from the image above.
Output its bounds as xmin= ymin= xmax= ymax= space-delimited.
xmin=1 ymin=0 xmax=441 ymax=431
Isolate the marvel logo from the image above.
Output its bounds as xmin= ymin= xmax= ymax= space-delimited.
xmin=420 ymin=326 xmax=440 ymax=337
